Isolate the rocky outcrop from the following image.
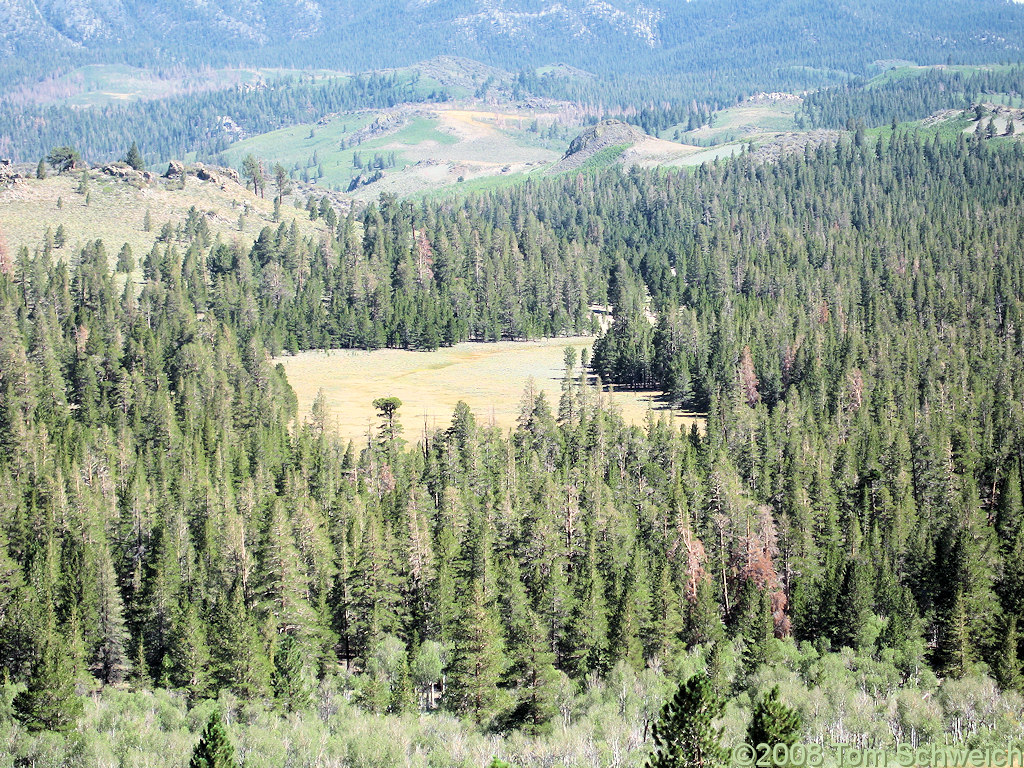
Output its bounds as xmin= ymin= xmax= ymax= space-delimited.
xmin=547 ymin=119 xmax=648 ymax=174
xmin=563 ymin=120 xmax=646 ymax=159
xmin=0 ymin=164 xmax=23 ymax=185
xmin=165 ymin=160 xmax=186 ymax=179
xmin=193 ymin=163 xmax=240 ymax=186
xmin=102 ymin=162 xmax=156 ymax=183
xmin=162 ymin=160 xmax=240 ymax=188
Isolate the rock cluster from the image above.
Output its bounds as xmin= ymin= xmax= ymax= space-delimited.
xmin=102 ymin=162 xmax=156 ymax=183
xmin=163 ymin=161 xmax=241 ymax=188
xmin=0 ymin=162 xmax=24 ymax=185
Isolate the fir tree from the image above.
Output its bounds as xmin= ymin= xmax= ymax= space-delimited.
xmin=647 ymin=673 xmax=729 ymax=768
xmin=272 ymin=632 xmax=311 ymax=711
xmin=443 ymin=580 xmax=506 ymax=722
xmin=124 ymin=141 xmax=144 ymax=171
xmin=13 ymin=625 xmax=84 ymax=732
xmin=116 ymin=243 xmax=135 ymax=273
xmin=747 ymin=686 xmax=801 ymax=760
xmin=189 ymin=711 xmax=240 ymax=768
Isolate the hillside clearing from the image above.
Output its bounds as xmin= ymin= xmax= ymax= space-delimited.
xmin=276 ymin=337 xmax=703 ymax=444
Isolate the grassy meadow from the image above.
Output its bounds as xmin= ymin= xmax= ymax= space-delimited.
xmin=276 ymin=337 xmax=703 ymax=444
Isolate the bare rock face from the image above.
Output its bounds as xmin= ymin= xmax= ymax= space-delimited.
xmin=192 ymin=162 xmax=242 ymax=187
xmin=193 ymin=163 xmax=219 ymax=183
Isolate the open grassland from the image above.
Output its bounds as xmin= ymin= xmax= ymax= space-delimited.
xmin=276 ymin=337 xmax=703 ymax=444
xmin=219 ymin=113 xmax=378 ymax=190
xmin=670 ymin=98 xmax=800 ymax=146
xmin=0 ymin=172 xmax=330 ymax=267
xmin=220 ymin=104 xmax=566 ymax=200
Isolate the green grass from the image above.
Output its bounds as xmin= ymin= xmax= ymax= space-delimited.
xmin=670 ymin=101 xmax=799 ymax=146
xmin=865 ymin=62 xmax=1019 ymax=90
xmin=220 ymin=114 xmax=376 ymax=190
xmin=417 ymin=168 xmax=542 ymax=201
xmin=567 ymin=144 xmax=630 ymax=173
xmin=863 ymin=114 xmax=974 ymax=143
xmin=384 ymin=117 xmax=459 ymax=146
xmin=221 ymin=114 xmax=466 ymax=192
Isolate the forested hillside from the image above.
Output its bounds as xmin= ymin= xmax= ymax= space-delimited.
xmin=2 ymin=124 xmax=1024 ymax=762
xmin=3 ymin=0 xmax=1023 ymax=85
xmin=797 ymin=65 xmax=1024 ymax=129
xmin=0 ymin=72 xmax=452 ymax=165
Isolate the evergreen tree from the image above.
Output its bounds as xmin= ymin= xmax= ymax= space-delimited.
xmin=189 ymin=711 xmax=240 ymax=768
xmin=443 ymin=580 xmax=506 ymax=722
xmin=46 ymin=145 xmax=79 ymax=173
xmin=13 ymin=625 xmax=84 ymax=732
xmin=92 ymin=542 xmax=131 ymax=684
xmin=273 ymin=632 xmax=311 ymax=711
xmin=647 ymin=673 xmax=729 ymax=768
xmin=747 ymin=686 xmax=801 ymax=760
xmin=124 ymin=141 xmax=145 ymax=171
xmin=116 ymin=243 xmax=135 ymax=273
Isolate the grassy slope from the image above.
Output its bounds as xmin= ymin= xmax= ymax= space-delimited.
xmin=0 ymin=170 xmax=330 ymax=270
xmin=220 ymin=114 xmax=377 ymax=191
xmin=668 ymin=99 xmax=800 ymax=146
xmin=221 ymin=104 xmax=567 ymax=199
xmin=9 ymin=64 xmax=354 ymax=108
xmin=865 ymin=62 xmax=1020 ymax=89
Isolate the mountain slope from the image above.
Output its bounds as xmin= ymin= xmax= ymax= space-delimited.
xmin=3 ymin=0 xmax=1024 ymax=84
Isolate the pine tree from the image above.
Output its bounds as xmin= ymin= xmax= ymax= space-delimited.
xmin=166 ymin=602 xmax=211 ymax=696
xmin=13 ymin=624 xmax=84 ymax=732
xmin=36 ymin=158 xmax=46 ymax=179
xmin=273 ymin=632 xmax=311 ymax=711
xmin=498 ymin=560 xmax=560 ymax=733
xmin=993 ymin=615 xmax=1023 ymax=693
xmin=46 ymin=145 xmax=79 ymax=173
xmin=443 ymin=579 xmax=506 ymax=722
xmin=647 ymin=673 xmax=729 ymax=768
xmin=189 ymin=711 xmax=240 ymax=768
xmin=92 ymin=542 xmax=131 ymax=684
xmin=747 ymin=686 xmax=801 ymax=760
xmin=254 ymin=499 xmax=316 ymax=637
xmin=209 ymin=581 xmax=271 ymax=699
xmin=125 ymin=141 xmax=145 ymax=171
xmin=116 ymin=244 xmax=135 ymax=273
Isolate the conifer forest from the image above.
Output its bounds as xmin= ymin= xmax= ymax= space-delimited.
xmin=3 ymin=1 xmax=1024 ymax=766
